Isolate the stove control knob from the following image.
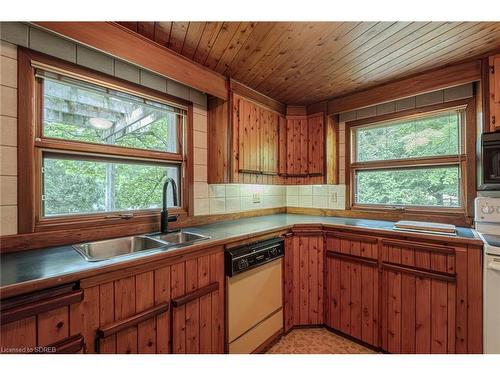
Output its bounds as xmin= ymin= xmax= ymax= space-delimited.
xmin=237 ymin=259 xmax=248 ymax=270
xmin=481 ymin=205 xmax=495 ymax=214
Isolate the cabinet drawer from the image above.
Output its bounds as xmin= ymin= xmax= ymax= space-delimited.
xmin=381 ymin=239 xmax=455 ymax=275
xmin=1 ymin=283 xmax=83 ymax=353
xmin=325 ymin=231 xmax=378 ymax=260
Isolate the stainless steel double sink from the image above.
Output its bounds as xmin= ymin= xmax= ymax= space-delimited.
xmin=73 ymin=231 xmax=211 ymax=262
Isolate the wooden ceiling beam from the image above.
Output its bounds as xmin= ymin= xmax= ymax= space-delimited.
xmin=33 ymin=22 xmax=229 ymax=100
xmin=327 ymin=59 xmax=482 ymax=114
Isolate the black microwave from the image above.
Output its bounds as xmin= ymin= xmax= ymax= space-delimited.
xmin=479 ymin=132 xmax=500 ymax=190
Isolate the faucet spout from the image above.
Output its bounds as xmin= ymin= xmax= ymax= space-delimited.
xmin=161 ymin=177 xmax=178 ymax=234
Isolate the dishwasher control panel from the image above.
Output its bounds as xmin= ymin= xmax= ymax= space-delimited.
xmin=225 ymin=237 xmax=284 ymax=277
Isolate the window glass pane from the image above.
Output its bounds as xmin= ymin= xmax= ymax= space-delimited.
xmin=355 ymin=111 xmax=460 ymax=162
xmin=42 ymin=155 xmax=180 ymax=217
xmin=355 ymin=166 xmax=460 ymax=207
xmin=41 ymin=73 xmax=184 ymax=153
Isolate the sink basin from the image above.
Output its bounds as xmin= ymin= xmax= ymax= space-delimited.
xmin=73 ymin=236 xmax=167 ymax=262
xmin=147 ymin=231 xmax=211 ymax=245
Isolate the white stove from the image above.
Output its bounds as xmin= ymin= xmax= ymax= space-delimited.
xmin=475 ymin=197 xmax=500 ymax=354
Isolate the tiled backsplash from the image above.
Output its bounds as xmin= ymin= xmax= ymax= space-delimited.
xmin=193 ymin=183 xmax=346 ymax=215
xmin=286 ymin=184 xmax=346 ymax=210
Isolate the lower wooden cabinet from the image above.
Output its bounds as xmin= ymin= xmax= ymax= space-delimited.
xmin=283 ymin=228 xmax=324 ymax=331
xmin=0 ymin=246 xmax=226 ymax=355
xmin=284 ymin=229 xmax=483 ymax=354
xmin=380 ymin=267 xmax=457 ymax=354
xmin=378 ymin=240 xmax=482 ymax=354
xmin=2 ymin=229 xmax=483 ymax=355
xmin=87 ymin=269 xmax=172 ymax=354
xmin=1 ymin=283 xmax=84 ymax=353
xmin=170 ymin=251 xmax=224 ymax=354
xmin=78 ymin=247 xmax=225 ymax=354
xmin=325 ymin=253 xmax=379 ymax=347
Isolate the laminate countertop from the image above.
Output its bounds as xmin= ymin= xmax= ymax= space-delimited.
xmin=0 ymin=214 xmax=480 ymax=298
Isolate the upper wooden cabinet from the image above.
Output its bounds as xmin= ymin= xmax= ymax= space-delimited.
xmin=489 ymin=54 xmax=500 ymax=132
xmin=235 ymin=94 xmax=280 ymax=176
xmin=208 ymin=94 xmax=286 ymax=184
xmin=284 ymin=112 xmax=325 ymax=177
xmin=285 ymin=116 xmax=308 ymax=176
xmin=207 ymin=87 xmax=326 ymax=184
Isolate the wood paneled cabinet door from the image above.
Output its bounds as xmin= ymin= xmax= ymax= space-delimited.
xmin=324 ymin=232 xmax=379 ymax=347
xmin=285 ymin=113 xmax=325 ymax=177
xmin=170 ymin=250 xmax=225 ymax=354
xmin=286 ymin=117 xmax=308 ymax=176
xmin=489 ymin=54 xmax=500 ymax=132
xmin=283 ymin=230 xmax=324 ymax=332
xmin=235 ymin=95 xmax=279 ymax=176
xmin=379 ymin=240 xmax=482 ymax=354
xmin=75 ymin=247 xmax=225 ymax=354
xmin=307 ymin=113 xmax=325 ymax=175
xmin=1 ymin=283 xmax=85 ymax=354
xmin=260 ymin=108 xmax=280 ymax=175
xmin=237 ymin=96 xmax=261 ymax=173
xmin=79 ymin=268 xmax=172 ymax=354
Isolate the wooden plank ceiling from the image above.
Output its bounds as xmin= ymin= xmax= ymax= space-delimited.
xmin=117 ymin=22 xmax=500 ymax=105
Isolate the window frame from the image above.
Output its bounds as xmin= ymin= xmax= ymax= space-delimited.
xmin=18 ymin=48 xmax=193 ymax=234
xmin=344 ymin=97 xmax=477 ymax=223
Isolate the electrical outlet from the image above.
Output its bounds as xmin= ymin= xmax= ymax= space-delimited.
xmin=330 ymin=192 xmax=338 ymax=204
xmin=252 ymin=192 xmax=261 ymax=203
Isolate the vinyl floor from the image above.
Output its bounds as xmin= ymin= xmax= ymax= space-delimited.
xmin=266 ymin=328 xmax=377 ymax=354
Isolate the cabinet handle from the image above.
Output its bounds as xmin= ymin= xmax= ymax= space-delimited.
xmin=1 ymin=289 xmax=83 ymax=325
xmin=42 ymin=334 xmax=84 ymax=354
xmin=96 ymin=302 xmax=170 ymax=339
xmin=171 ymin=282 xmax=219 ymax=308
xmin=382 ymin=262 xmax=456 ymax=283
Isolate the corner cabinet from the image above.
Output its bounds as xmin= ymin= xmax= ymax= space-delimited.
xmin=285 ymin=113 xmax=324 ymax=178
xmin=207 ymin=90 xmax=326 ymax=185
xmin=283 ymin=227 xmax=483 ymax=354
xmin=283 ymin=227 xmax=324 ymax=332
xmin=324 ymin=232 xmax=380 ymax=348
xmin=489 ymin=54 xmax=500 ymax=132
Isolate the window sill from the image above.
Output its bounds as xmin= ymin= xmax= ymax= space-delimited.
xmin=348 ymin=205 xmax=471 ymax=227
xmin=34 ymin=208 xmax=188 ymax=233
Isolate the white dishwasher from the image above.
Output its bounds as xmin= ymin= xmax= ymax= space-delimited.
xmin=225 ymin=237 xmax=284 ymax=354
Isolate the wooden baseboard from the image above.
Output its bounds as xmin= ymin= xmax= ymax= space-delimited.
xmin=323 ymin=325 xmax=381 ymax=353
xmin=252 ymin=328 xmax=284 ymax=354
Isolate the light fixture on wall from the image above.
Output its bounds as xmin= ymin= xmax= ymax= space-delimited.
xmin=88 ymin=117 xmax=113 ymax=130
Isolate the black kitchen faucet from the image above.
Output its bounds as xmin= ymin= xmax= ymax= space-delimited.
xmin=161 ymin=177 xmax=178 ymax=234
